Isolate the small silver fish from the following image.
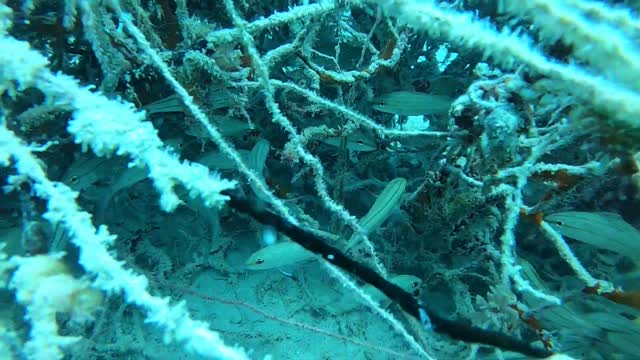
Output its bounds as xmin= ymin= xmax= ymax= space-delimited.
xmin=362 ymin=274 xmax=422 ymax=307
xmin=195 ymin=149 xmax=251 ymax=171
xmin=218 ymin=117 xmax=253 ymax=138
xmin=247 ymin=139 xmax=270 ymax=175
xmin=358 ymin=178 xmax=407 ymax=232
xmin=347 ymin=178 xmax=407 ymax=250
xmin=184 ymin=114 xmax=253 ymax=143
xmin=244 ymin=241 xmax=314 ymax=270
xmin=61 ymin=154 xmax=118 ymax=192
xmin=247 ymin=139 xmax=271 ymax=203
xmin=143 ymin=94 xmax=187 ymax=115
xmin=321 ymin=132 xmax=377 ymax=152
xmin=372 ymin=91 xmax=452 ymax=116
xmin=329 ymin=274 xmax=423 ymax=313
xmin=545 ymin=211 xmax=640 ymax=260
xmin=145 ymin=89 xmax=237 ymax=116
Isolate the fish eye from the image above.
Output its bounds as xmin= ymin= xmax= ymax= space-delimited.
xmin=357 ymin=140 xmax=364 ymax=144
xmin=555 ymin=221 xmax=564 ymax=226
xmin=255 ymin=258 xmax=264 ymax=265
xmin=70 ymin=175 xmax=79 ymax=183
xmin=411 ymin=281 xmax=419 ymax=288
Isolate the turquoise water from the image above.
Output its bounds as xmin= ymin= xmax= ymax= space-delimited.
xmin=1 ymin=1 xmax=640 ymax=359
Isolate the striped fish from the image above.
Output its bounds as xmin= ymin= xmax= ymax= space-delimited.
xmin=321 ymin=132 xmax=377 ymax=152
xmin=371 ymin=91 xmax=452 ymax=116
xmin=545 ymin=211 xmax=640 ymax=260
xmin=347 ymin=178 xmax=407 ymax=249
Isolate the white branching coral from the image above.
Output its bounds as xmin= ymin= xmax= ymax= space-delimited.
xmin=8 ymin=253 xmax=103 ymax=360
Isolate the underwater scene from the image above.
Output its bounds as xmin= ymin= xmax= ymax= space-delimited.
xmin=1 ymin=0 xmax=640 ymax=359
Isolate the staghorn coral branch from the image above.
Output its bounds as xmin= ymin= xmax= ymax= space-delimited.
xmin=0 ymin=126 xmax=247 ymax=360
